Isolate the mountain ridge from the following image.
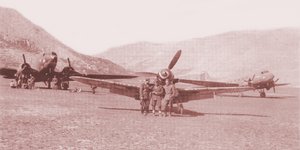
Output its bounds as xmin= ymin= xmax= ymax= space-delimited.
xmin=99 ymin=28 xmax=300 ymax=85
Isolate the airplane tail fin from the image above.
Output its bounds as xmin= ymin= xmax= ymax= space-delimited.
xmin=199 ymin=71 xmax=210 ymax=81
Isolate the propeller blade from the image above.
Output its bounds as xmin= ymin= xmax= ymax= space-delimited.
xmin=22 ymin=54 xmax=26 ymax=63
xmin=273 ymin=86 xmax=276 ymax=93
xmin=168 ymin=50 xmax=182 ymax=70
xmin=274 ymin=78 xmax=279 ymax=83
xmin=135 ymin=72 xmax=157 ymax=77
xmin=252 ymin=74 xmax=255 ymax=81
xmin=67 ymin=58 xmax=71 ymax=67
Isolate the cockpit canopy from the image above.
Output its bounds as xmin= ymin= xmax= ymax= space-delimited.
xmin=261 ymin=70 xmax=269 ymax=74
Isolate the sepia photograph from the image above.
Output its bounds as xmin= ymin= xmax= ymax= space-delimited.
xmin=0 ymin=0 xmax=299 ymax=149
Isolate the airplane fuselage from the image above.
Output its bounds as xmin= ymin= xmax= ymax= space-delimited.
xmin=37 ymin=52 xmax=58 ymax=74
xmin=248 ymin=70 xmax=278 ymax=93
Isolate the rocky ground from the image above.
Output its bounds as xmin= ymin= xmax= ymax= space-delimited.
xmin=0 ymin=78 xmax=299 ymax=149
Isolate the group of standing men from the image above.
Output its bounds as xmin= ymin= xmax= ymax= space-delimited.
xmin=10 ymin=73 xmax=35 ymax=89
xmin=139 ymin=78 xmax=178 ymax=116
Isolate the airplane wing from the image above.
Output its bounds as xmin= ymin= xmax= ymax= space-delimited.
xmin=81 ymin=74 xmax=138 ymax=79
xmin=57 ymin=72 xmax=138 ymax=82
xmin=70 ymin=76 xmax=254 ymax=103
xmin=0 ymin=66 xmax=56 ymax=82
xmin=178 ymin=79 xmax=239 ymax=87
xmin=178 ymin=86 xmax=254 ymax=102
xmin=70 ymin=76 xmax=141 ymax=99
xmin=0 ymin=68 xmax=17 ymax=79
xmin=0 ymin=67 xmax=39 ymax=79
xmin=275 ymin=83 xmax=289 ymax=86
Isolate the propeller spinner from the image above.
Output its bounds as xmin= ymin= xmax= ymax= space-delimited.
xmin=157 ymin=50 xmax=182 ymax=84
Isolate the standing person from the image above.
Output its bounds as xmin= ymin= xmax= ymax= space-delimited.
xmin=139 ymin=78 xmax=152 ymax=116
xmin=28 ymin=74 xmax=35 ymax=89
xmin=162 ymin=79 xmax=176 ymax=117
xmin=151 ymin=80 xmax=164 ymax=116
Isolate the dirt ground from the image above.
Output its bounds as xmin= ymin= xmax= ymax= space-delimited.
xmin=0 ymin=78 xmax=299 ymax=150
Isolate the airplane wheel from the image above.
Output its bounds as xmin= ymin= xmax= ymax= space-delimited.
xmin=47 ymin=80 xmax=51 ymax=89
xmin=260 ymin=92 xmax=266 ymax=98
xmin=62 ymin=82 xmax=69 ymax=90
xmin=22 ymin=84 xmax=29 ymax=89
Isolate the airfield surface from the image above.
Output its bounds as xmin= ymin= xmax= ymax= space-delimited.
xmin=0 ymin=78 xmax=299 ymax=149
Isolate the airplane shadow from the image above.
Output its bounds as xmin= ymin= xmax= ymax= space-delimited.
xmin=201 ymin=112 xmax=269 ymax=118
xmin=98 ymin=106 xmax=202 ymax=117
xmin=97 ymin=106 xmax=269 ymax=118
xmin=36 ymin=87 xmax=52 ymax=89
xmin=217 ymin=94 xmax=296 ymax=99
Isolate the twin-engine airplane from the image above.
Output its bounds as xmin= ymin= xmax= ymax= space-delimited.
xmin=179 ymin=70 xmax=289 ymax=98
xmin=70 ymin=50 xmax=288 ymax=114
xmin=0 ymin=52 xmax=137 ymax=90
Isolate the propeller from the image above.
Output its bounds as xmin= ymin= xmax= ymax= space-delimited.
xmin=245 ymin=74 xmax=255 ymax=86
xmin=67 ymin=58 xmax=71 ymax=68
xmin=20 ymin=54 xmax=31 ymax=72
xmin=252 ymin=74 xmax=255 ymax=81
xmin=272 ymin=78 xmax=279 ymax=93
xmin=168 ymin=50 xmax=182 ymax=70
xmin=61 ymin=58 xmax=78 ymax=76
xmin=22 ymin=54 xmax=26 ymax=64
xmin=153 ymin=50 xmax=183 ymax=85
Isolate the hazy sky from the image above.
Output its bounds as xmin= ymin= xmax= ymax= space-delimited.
xmin=1 ymin=0 xmax=299 ymax=55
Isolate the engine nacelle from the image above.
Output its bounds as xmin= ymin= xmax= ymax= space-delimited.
xmin=156 ymin=68 xmax=174 ymax=85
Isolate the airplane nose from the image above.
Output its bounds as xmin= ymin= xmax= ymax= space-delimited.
xmin=270 ymin=74 xmax=275 ymax=80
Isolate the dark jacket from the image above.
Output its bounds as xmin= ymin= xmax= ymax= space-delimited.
xmin=139 ymin=83 xmax=152 ymax=100
xmin=163 ymin=83 xmax=176 ymax=100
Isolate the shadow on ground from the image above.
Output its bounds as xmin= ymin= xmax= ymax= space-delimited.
xmin=217 ymin=94 xmax=296 ymax=99
xmin=98 ymin=106 xmax=269 ymax=118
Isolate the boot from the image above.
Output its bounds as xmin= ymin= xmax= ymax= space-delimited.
xmin=158 ymin=110 xmax=162 ymax=116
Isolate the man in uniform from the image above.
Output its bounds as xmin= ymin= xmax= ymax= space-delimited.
xmin=162 ymin=79 xmax=176 ymax=117
xmin=139 ymin=78 xmax=152 ymax=115
xmin=150 ymin=80 xmax=164 ymax=115
xmin=27 ymin=74 xmax=35 ymax=89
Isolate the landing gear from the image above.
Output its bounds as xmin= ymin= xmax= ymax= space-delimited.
xmin=260 ymin=92 xmax=266 ymax=98
xmin=47 ymin=79 xmax=52 ymax=89
xmin=91 ymin=85 xmax=97 ymax=94
xmin=61 ymin=81 xmax=69 ymax=90
xmin=15 ymin=73 xmax=35 ymax=89
xmin=52 ymin=76 xmax=69 ymax=90
xmin=259 ymin=89 xmax=266 ymax=98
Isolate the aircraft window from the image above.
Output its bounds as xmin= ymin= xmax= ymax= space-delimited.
xmin=261 ymin=70 xmax=269 ymax=74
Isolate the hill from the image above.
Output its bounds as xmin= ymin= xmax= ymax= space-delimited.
xmin=99 ymin=28 xmax=300 ymax=85
xmin=0 ymin=7 xmax=130 ymax=74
